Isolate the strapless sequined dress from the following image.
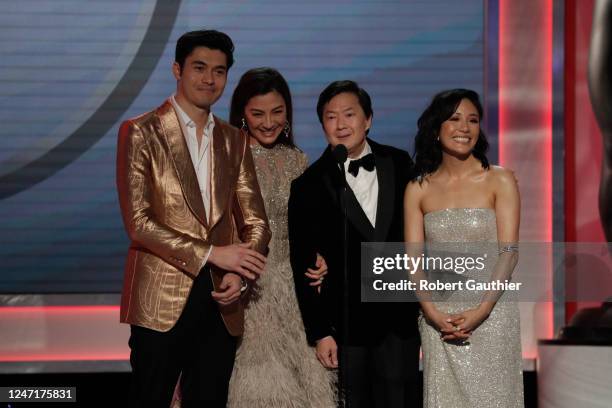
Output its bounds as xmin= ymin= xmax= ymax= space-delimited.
xmin=420 ymin=208 xmax=524 ymax=408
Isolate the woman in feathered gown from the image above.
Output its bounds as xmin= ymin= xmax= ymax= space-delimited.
xmin=226 ymin=67 xmax=336 ymax=407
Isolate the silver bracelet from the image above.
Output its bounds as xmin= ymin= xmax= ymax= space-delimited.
xmin=240 ymin=278 xmax=249 ymax=293
xmin=498 ymin=244 xmax=519 ymax=254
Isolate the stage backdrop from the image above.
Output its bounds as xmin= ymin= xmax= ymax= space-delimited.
xmin=565 ymin=0 xmax=606 ymax=320
xmin=0 ymin=0 xmax=484 ymax=292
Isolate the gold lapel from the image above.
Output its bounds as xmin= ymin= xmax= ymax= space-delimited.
xmin=158 ymin=99 xmax=209 ymax=228
xmin=209 ymin=117 xmax=230 ymax=230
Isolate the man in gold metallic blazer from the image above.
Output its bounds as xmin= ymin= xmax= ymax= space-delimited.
xmin=116 ymin=30 xmax=271 ymax=408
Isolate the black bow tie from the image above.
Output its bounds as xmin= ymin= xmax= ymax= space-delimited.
xmin=347 ymin=153 xmax=376 ymax=177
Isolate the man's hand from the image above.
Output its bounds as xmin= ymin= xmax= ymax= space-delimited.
xmin=315 ymin=336 xmax=338 ymax=368
xmin=211 ymin=273 xmax=243 ymax=306
xmin=208 ymin=243 xmax=266 ymax=280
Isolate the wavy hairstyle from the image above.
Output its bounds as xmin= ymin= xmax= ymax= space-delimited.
xmin=412 ymin=88 xmax=489 ymax=179
xmin=229 ymin=67 xmax=295 ymax=147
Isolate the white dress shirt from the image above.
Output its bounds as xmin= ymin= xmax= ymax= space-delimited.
xmin=170 ymin=95 xmax=215 ymax=267
xmin=343 ymin=142 xmax=378 ymax=227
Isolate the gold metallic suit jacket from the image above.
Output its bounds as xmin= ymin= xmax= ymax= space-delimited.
xmin=116 ymin=99 xmax=270 ymax=336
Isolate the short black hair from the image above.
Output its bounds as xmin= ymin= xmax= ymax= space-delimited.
xmin=316 ymin=80 xmax=373 ymax=125
xmin=412 ymin=88 xmax=489 ymax=179
xmin=229 ymin=67 xmax=295 ymax=147
xmin=175 ymin=29 xmax=234 ymax=71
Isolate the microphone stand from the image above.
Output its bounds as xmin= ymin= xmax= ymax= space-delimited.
xmin=333 ymin=145 xmax=350 ymax=408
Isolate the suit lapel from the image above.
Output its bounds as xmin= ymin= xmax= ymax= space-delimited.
xmin=158 ymin=100 xmax=209 ymax=228
xmin=345 ymin=188 xmax=375 ymax=240
xmin=209 ymin=117 xmax=230 ymax=230
xmin=320 ymin=147 xmax=375 ymax=240
xmin=321 ymin=147 xmax=342 ymax=206
xmin=371 ymin=142 xmax=394 ymax=241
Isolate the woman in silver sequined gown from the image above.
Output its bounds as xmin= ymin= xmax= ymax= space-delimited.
xmin=404 ymin=89 xmax=524 ymax=408
xmin=226 ymin=68 xmax=336 ymax=407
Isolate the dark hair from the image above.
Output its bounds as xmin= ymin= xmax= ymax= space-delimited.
xmin=316 ymin=80 xmax=373 ymax=133
xmin=229 ymin=67 xmax=295 ymax=147
xmin=175 ymin=29 xmax=234 ymax=72
xmin=412 ymin=88 xmax=489 ymax=179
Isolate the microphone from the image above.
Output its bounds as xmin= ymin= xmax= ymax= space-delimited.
xmin=332 ymin=144 xmax=348 ymax=164
xmin=331 ymin=144 xmax=350 ymax=401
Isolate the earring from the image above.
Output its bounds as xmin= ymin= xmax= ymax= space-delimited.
xmin=283 ymin=121 xmax=291 ymax=138
xmin=436 ymin=136 xmax=440 ymax=142
xmin=241 ymin=118 xmax=248 ymax=132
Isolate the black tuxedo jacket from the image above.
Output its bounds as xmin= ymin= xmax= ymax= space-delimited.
xmin=289 ymin=139 xmax=419 ymax=346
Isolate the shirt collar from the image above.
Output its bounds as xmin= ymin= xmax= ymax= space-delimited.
xmin=347 ymin=141 xmax=372 ymax=162
xmin=170 ymin=95 xmax=215 ymax=133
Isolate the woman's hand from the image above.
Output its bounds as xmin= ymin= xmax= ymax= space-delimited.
xmin=423 ymin=305 xmax=468 ymax=340
xmin=447 ymin=303 xmax=493 ymax=335
xmin=305 ymin=253 xmax=328 ymax=293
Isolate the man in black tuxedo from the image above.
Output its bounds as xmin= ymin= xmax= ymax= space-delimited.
xmin=288 ymin=80 xmax=420 ymax=407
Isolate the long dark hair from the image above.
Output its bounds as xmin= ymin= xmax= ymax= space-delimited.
xmin=412 ymin=88 xmax=489 ymax=179
xmin=229 ymin=67 xmax=295 ymax=147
